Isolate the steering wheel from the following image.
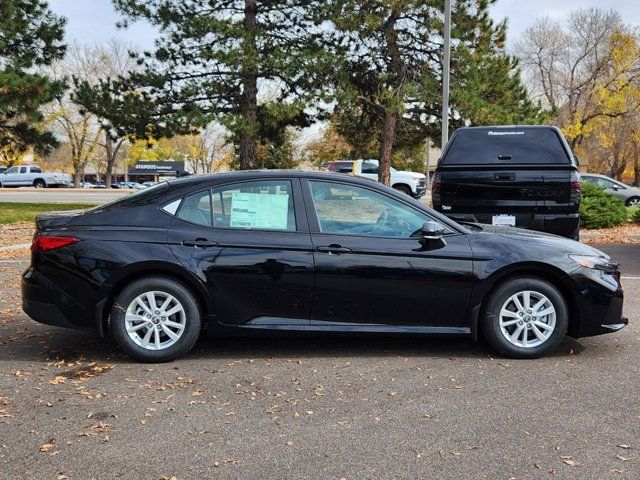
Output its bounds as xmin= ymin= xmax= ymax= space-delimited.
xmin=373 ymin=208 xmax=411 ymax=235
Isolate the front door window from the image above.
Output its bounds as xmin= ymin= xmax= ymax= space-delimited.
xmin=309 ymin=180 xmax=431 ymax=238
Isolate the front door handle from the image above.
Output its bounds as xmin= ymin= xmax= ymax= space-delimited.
xmin=316 ymin=244 xmax=352 ymax=254
xmin=182 ymin=238 xmax=219 ymax=248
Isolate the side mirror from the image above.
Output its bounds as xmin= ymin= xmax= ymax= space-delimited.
xmin=612 ymin=185 xmax=620 ymax=191
xmin=421 ymin=221 xmax=445 ymax=241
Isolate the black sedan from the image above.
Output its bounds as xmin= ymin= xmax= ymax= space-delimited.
xmin=22 ymin=171 xmax=626 ymax=362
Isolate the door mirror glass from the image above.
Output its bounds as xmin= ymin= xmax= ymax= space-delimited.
xmin=421 ymin=221 xmax=445 ymax=241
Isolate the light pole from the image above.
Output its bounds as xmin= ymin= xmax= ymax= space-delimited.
xmin=441 ymin=0 xmax=452 ymax=149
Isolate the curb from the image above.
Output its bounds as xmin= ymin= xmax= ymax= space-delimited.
xmin=0 ymin=243 xmax=31 ymax=252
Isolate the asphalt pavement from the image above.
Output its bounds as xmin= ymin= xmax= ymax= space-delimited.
xmin=0 ymin=245 xmax=638 ymax=479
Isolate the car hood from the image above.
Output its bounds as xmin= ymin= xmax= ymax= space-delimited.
xmin=395 ymin=170 xmax=426 ymax=179
xmin=462 ymin=222 xmax=610 ymax=259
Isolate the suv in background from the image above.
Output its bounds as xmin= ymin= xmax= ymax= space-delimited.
xmin=432 ymin=126 xmax=581 ymax=239
xmin=326 ymin=159 xmax=427 ymax=198
xmin=327 ymin=161 xmax=356 ymax=173
xmin=581 ymin=173 xmax=640 ymax=207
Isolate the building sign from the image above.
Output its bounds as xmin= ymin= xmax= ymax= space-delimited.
xmin=128 ymin=161 xmax=186 ymax=175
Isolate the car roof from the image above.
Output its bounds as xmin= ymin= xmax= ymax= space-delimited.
xmin=166 ymin=169 xmax=378 ymax=188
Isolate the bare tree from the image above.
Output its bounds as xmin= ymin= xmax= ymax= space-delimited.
xmin=90 ymin=40 xmax=137 ymax=188
xmin=44 ymin=42 xmax=102 ymax=186
xmin=514 ymin=8 xmax=640 ymax=149
xmin=44 ymin=40 xmax=137 ymax=187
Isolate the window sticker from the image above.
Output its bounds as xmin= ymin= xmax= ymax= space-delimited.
xmin=230 ymin=192 xmax=290 ymax=230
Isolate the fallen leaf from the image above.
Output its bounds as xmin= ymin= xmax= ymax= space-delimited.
xmin=39 ymin=443 xmax=55 ymax=453
xmin=561 ymin=456 xmax=580 ymax=467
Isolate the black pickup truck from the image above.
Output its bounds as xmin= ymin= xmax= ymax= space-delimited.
xmin=432 ymin=126 xmax=581 ymax=239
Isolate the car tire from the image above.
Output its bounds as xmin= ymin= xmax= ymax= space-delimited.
xmin=625 ymin=196 xmax=640 ymax=207
xmin=33 ymin=179 xmax=46 ymax=188
xmin=481 ymin=277 xmax=568 ymax=359
xmin=393 ymin=185 xmax=412 ymax=196
xmin=110 ymin=276 xmax=202 ymax=362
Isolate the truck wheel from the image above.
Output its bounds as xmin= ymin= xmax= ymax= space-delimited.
xmin=33 ymin=179 xmax=46 ymax=188
xmin=393 ymin=185 xmax=411 ymax=196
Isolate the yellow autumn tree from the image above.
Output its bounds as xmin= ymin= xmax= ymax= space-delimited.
xmin=561 ymin=31 xmax=640 ymax=168
xmin=579 ymin=32 xmax=640 ymax=182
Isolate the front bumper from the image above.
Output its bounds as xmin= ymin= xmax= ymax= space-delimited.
xmin=412 ymin=185 xmax=427 ymax=198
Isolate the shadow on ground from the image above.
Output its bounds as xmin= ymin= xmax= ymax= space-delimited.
xmin=0 ymin=319 xmax=586 ymax=364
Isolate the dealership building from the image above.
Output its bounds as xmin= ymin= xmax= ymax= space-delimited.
xmin=82 ymin=161 xmax=188 ymax=184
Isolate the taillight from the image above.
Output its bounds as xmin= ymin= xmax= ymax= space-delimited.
xmin=570 ymin=182 xmax=581 ymax=190
xmin=31 ymin=235 xmax=78 ymax=253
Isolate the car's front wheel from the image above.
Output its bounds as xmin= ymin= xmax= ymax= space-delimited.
xmin=481 ymin=277 xmax=568 ymax=358
xmin=111 ymin=276 xmax=201 ymax=362
xmin=626 ymin=196 xmax=640 ymax=207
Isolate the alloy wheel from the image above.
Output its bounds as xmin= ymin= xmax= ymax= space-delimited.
xmin=498 ymin=290 xmax=556 ymax=348
xmin=628 ymin=198 xmax=640 ymax=207
xmin=125 ymin=291 xmax=186 ymax=350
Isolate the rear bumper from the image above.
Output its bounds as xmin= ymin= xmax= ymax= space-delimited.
xmin=21 ymin=266 xmax=94 ymax=331
xmin=445 ymin=212 xmax=579 ymax=237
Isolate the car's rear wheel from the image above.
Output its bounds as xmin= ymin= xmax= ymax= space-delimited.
xmin=111 ymin=276 xmax=201 ymax=362
xmin=33 ymin=179 xmax=46 ymax=188
xmin=626 ymin=196 xmax=640 ymax=207
xmin=481 ymin=277 xmax=568 ymax=358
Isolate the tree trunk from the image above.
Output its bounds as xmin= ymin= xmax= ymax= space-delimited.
xmin=378 ymin=111 xmax=398 ymax=186
xmin=105 ymin=138 xmax=113 ymax=189
xmin=239 ymin=0 xmax=258 ymax=170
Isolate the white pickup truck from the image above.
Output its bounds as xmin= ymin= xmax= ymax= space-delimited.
xmin=0 ymin=166 xmax=71 ymax=188
xmin=351 ymin=159 xmax=427 ymax=198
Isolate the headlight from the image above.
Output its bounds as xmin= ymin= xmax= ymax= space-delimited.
xmin=412 ymin=176 xmax=423 ymax=182
xmin=569 ymin=254 xmax=618 ymax=271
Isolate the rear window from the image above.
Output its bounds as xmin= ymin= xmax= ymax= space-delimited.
xmin=442 ymin=128 xmax=570 ymax=165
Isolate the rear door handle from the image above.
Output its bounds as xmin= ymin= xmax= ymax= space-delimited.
xmin=181 ymin=238 xmax=219 ymax=248
xmin=316 ymin=244 xmax=352 ymax=254
xmin=494 ymin=173 xmax=516 ymax=181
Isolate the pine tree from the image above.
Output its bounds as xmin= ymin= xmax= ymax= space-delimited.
xmin=326 ymin=0 xmax=547 ymax=185
xmin=102 ymin=0 xmax=328 ymax=169
xmin=0 ymin=0 xmax=66 ymax=158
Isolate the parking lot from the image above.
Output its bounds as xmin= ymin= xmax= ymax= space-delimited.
xmin=0 ymin=245 xmax=638 ymax=480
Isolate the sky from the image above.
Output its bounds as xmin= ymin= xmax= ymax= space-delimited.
xmin=49 ymin=0 xmax=640 ymax=50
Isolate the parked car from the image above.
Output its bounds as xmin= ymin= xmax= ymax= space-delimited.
xmin=0 ymin=166 xmax=71 ymax=188
xmin=432 ymin=126 xmax=581 ymax=239
xmin=581 ymin=173 xmax=640 ymax=207
xmin=327 ymin=159 xmax=427 ymax=198
xmin=141 ymin=181 xmax=156 ymax=188
xmin=23 ymin=171 xmax=625 ymax=362
xmin=118 ymin=182 xmax=144 ymax=190
xmin=81 ymin=182 xmax=95 ymax=189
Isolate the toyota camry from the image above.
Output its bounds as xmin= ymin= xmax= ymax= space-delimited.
xmin=22 ymin=171 xmax=627 ymax=362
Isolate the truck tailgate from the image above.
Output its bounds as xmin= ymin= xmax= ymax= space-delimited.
xmin=439 ymin=166 xmax=572 ymax=213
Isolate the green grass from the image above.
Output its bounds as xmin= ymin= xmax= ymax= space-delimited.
xmin=0 ymin=202 xmax=99 ymax=225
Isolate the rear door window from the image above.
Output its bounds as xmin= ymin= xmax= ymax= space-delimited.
xmin=212 ymin=180 xmax=297 ymax=231
xmin=443 ymin=128 xmax=570 ymax=165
